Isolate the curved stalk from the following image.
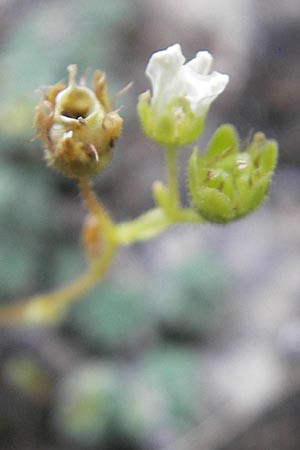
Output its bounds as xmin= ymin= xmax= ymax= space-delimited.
xmin=0 ymin=179 xmax=117 ymax=325
xmin=0 ymin=177 xmax=203 ymax=325
xmin=0 ymin=239 xmax=117 ymax=325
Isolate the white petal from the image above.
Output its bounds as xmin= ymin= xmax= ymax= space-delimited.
xmin=190 ymin=72 xmax=229 ymax=114
xmin=185 ymin=51 xmax=213 ymax=75
xmin=144 ymin=44 xmax=229 ymax=116
xmin=184 ymin=70 xmax=229 ymax=114
xmin=146 ymin=44 xmax=185 ymax=103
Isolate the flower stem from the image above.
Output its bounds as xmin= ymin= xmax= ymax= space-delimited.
xmin=115 ymin=208 xmax=170 ymax=244
xmin=165 ymin=146 xmax=180 ymax=209
xmin=0 ymin=178 xmax=118 ymax=325
xmin=78 ymin=177 xmax=115 ymax=238
xmin=115 ymin=206 xmax=203 ymax=245
xmin=0 ymin=236 xmax=117 ymax=325
xmin=0 ymin=173 xmax=204 ymax=325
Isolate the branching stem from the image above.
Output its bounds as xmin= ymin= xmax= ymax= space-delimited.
xmin=0 ymin=168 xmax=203 ymax=325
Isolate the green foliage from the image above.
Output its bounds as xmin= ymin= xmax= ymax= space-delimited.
xmin=153 ymin=255 xmax=227 ymax=336
xmin=0 ymin=163 xmax=53 ymax=232
xmin=53 ymin=363 xmax=121 ymax=446
xmin=188 ymin=125 xmax=278 ymax=223
xmin=0 ymin=162 xmax=54 ymax=296
xmin=53 ymin=347 xmax=202 ymax=447
xmin=0 ymin=239 xmax=36 ymax=295
xmin=3 ymin=353 xmax=50 ymax=399
xmin=68 ymin=283 xmax=156 ymax=351
xmin=118 ymin=345 xmax=201 ymax=441
xmin=52 ymin=245 xmax=86 ymax=286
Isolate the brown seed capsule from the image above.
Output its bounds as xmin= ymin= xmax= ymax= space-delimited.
xmin=34 ymin=65 xmax=123 ymax=178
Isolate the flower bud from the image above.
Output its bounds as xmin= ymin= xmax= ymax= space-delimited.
xmin=138 ymin=44 xmax=229 ymax=148
xmin=35 ymin=65 xmax=123 ymax=178
xmin=188 ymin=125 xmax=278 ymax=223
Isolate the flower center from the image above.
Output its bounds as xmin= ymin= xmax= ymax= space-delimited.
xmin=59 ymin=88 xmax=95 ymax=119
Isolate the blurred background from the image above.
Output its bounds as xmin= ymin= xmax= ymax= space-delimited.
xmin=0 ymin=0 xmax=300 ymax=449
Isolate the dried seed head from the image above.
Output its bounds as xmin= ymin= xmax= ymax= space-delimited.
xmin=35 ymin=65 xmax=123 ymax=178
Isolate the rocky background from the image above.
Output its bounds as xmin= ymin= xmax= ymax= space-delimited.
xmin=0 ymin=1 xmax=300 ymax=449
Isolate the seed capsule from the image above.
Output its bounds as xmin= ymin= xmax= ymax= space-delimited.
xmin=35 ymin=65 xmax=123 ymax=178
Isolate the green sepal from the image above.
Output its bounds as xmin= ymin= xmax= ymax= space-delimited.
xmin=137 ymin=94 xmax=205 ymax=148
xmin=137 ymin=91 xmax=153 ymax=138
xmin=237 ymin=174 xmax=270 ymax=218
xmin=247 ymin=137 xmax=278 ymax=173
xmin=188 ymin=125 xmax=278 ymax=224
xmin=203 ymin=124 xmax=239 ymax=161
xmin=188 ymin=147 xmax=201 ymax=200
xmin=192 ymin=187 xmax=235 ymax=224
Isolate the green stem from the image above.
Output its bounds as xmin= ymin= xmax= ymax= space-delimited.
xmin=115 ymin=208 xmax=170 ymax=244
xmin=174 ymin=208 xmax=204 ymax=223
xmin=115 ymin=206 xmax=204 ymax=245
xmin=165 ymin=146 xmax=180 ymax=209
xmin=0 ymin=179 xmax=118 ymax=325
xmin=0 ymin=164 xmax=205 ymax=325
xmin=0 ymin=239 xmax=117 ymax=325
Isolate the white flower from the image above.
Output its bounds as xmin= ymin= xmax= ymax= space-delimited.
xmin=138 ymin=44 xmax=229 ymax=147
xmin=146 ymin=43 xmax=229 ymax=116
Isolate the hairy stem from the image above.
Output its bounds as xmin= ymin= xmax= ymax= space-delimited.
xmin=165 ymin=146 xmax=180 ymax=209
